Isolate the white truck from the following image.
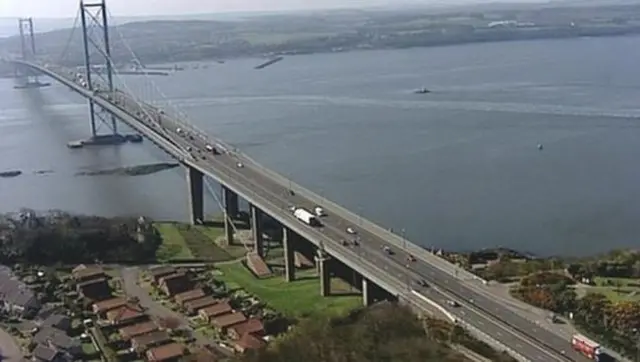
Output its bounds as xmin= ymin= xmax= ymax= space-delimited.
xmin=293 ymin=208 xmax=321 ymax=227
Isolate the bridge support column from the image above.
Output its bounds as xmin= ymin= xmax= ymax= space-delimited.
xmin=362 ymin=278 xmax=376 ymax=307
xmin=250 ymin=205 xmax=264 ymax=257
xmin=186 ymin=166 xmax=204 ymax=225
xmin=282 ymin=227 xmax=296 ymax=282
xmin=222 ymin=186 xmax=239 ymax=219
xmin=221 ymin=186 xmax=239 ymax=246
xmin=315 ymin=253 xmax=331 ymax=297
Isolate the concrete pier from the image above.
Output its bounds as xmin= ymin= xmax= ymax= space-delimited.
xmin=222 ymin=186 xmax=239 ymax=245
xmin=362 ymin=278 xmax=375 ymax=306
xmin=283 ymin=227 xmax=297 ymax=282
xmin=316 ymin=252 xmax=331 ymax=297
xmin=251 ymin=205 xmax=264 ymax=257
xmin=186 ymin=166 xmax=204 ymax=225
xmin=222 ymin=186 xmax=239 ymax=218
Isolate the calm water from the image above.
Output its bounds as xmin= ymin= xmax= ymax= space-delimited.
xmin=3 ymin=36 xmax=640 ymax=256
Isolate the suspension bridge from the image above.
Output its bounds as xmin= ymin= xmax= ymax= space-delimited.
xmin=2 ymin=1 xmax=592 ymax=361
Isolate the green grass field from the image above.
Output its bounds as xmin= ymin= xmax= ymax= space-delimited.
xmin=588 ymin=277 xmax=640 ymax=302
xmin=154 ymin=223 xmax=194 ymax=261
xmin=153 ymin=222 xmax=246 ymax=262
xmin=217 ymin=262 xmax=362 ymax=318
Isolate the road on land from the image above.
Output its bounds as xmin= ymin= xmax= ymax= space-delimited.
xmin=0 ymin=328 xmax=22 ymax=362
xmin=120 ymin=267 xmax=233 ymax=357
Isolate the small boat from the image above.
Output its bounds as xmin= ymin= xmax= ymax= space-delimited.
xmin=537 ymin=144 xmax=543 ymax=150
xmin=414 ymin=88 xmax=431 ymax=94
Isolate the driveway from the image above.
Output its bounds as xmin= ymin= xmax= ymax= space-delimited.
xmin=0 ymin=328 xmax=22 ymax=362
xmin=120 ymin=267 xmax=232 ymax=357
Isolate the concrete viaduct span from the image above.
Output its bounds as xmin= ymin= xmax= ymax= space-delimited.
xmin=3 ymin=2 xmax=590 ymax=361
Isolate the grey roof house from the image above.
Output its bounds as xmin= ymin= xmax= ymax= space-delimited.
xmin=32 ymin=344 xmax=69 ymax=362
xmin=41 ymin=314 xmax=71 ymax=333
xmin=33 ymin=327 xmax=82 ymax=357
xmin=0 ymin=266 xmax=41 ymax=318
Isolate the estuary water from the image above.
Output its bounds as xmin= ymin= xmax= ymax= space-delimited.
xmin=3 ymin=35 xmax=640 ymax=256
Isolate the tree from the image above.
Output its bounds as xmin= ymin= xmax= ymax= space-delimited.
xmin=158 ymin=316 xmax=182 ymax=330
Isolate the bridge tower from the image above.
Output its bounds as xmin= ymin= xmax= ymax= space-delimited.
xmin=14 ymin=18 xmax=48 ymax=88
xmin=79 ymin=0 xmax=118 ymax=137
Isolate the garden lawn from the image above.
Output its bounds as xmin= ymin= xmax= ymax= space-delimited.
xmin=217 ymin=262 xmax=361 ymax=318
xmin=154 ymin=223 xmax=194 ymax=261
xmin=589 ymin=277 xmax=640 ymax=302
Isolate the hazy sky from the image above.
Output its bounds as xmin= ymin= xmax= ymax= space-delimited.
xmin=1 ymin=0 xmax=534 ymax=18
xmin=2 ymin=0 xmax=414 ymax=18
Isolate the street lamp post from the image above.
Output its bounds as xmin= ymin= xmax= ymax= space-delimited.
xmin=401 ymin=228 xmax=407 ymax=252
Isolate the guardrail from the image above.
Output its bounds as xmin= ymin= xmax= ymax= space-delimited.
xmin=411 ymin=289 xmax=457 ymax=322
xmin=459 ymin=320 xmax=530 ymax=362
xmin=410 ymin=289 xmax=529 ymax=362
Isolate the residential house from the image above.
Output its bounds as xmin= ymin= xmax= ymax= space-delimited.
xmin=198 ymin=302 xmax=233 ymax=322
xmin=158 ymin=273 xmax=190 ymax=297
xmin=33 ymin=327 xmax=82 ymax=357
xmin=119 ymin=321 xmax=159 ymax=340
xmin=0 ymin=266 xmax=41 ymax=318
xmin=32 ymin=344 xmax=68 ymax=362
xmin=131 ymin=330 xmax=172 ymax=352
xmin=71 ymin=265 xmax=106 ymax=283
xmin=41 ymin=314 xmax=71 ymax=333
xmin=105 ymin=304 xmax=146 ymax=326
xmin=148 ymin=266 xmax=176 ymax=284
xmin=228 ymin=318 xmax=265 ymax=340
xmin=173 ymin=289 xmax=205 ymax=306
xmin=211 ymin=312 xmax=246 ymax=333
xmin=232 ymin=333 xmax=266 ymax=354
xmin=76 ymin=278 xmax=111 ymax=301
xmin=145 ymin=342 xmax=186 ymax=362
xmin=92 ymin=297 xmax=127 ymax=316
xmin=184 ymin=296 xmax=217 ymax=315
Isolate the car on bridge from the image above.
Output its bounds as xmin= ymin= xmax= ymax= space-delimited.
xmin=236 ymin=162 xmax=244 ymax=168
xmin=415 ymin=279 xmax=428 ymax=287
xmin=346 ymin=227 xmax=356 ymax=234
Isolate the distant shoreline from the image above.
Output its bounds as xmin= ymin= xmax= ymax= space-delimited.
xmin=3 ymin=28 xmax=638 ymax=74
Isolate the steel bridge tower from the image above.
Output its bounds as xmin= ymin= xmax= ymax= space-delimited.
xmin=15 ymin=18 xmax=47 ymax=87
xmin=80 ymin=0 xmax=118 ymax=137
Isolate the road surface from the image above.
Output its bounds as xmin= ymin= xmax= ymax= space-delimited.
xmin=0 ymin=329 xmax=22 ymax=362
xmin=120 ymin=267 xmax=233 ymax=357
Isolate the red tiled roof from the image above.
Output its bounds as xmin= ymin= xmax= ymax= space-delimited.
xmin=119 ymin=321 xmax=159 ymax=340
xmin=211 ymin=312 xmax=246 ymax=329
xmin=174 ymin=288 xmax=205 ymax=304
xmin=230 ymin=319 xmax=264 ymax=338
xmin=184 ymin=296 xmax=217 ymax=311
xmin=234 ymin=333 xmax=266 ymax=352
xmin=106 ymin=304 xmax=145 ymax=323
xmin=93 ymin=297 xmax=127 ymax=313
xmin=199 ymin=302 xmax=232 ymax=318
xmin=146 ymin=342 xmax=186 ymax=361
